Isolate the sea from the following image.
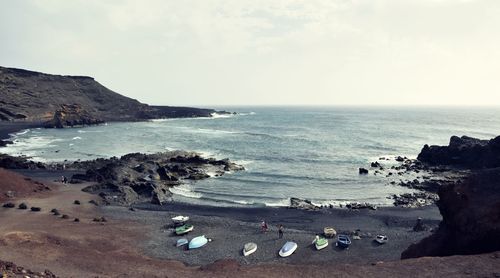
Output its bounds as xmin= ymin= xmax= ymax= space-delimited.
xmin=3 ymin=106 xmax=500 ymax=207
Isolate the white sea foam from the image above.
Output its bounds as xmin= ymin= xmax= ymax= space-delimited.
xmin=194 ymin=128 xmax=238 ymax=135
xmin=263 ymin=198 xmax=290 ymax=207
xmin=170 ymin=184 xmax=203 ymax=199
xmin=210 ymin=112 xmax=234 ymax=119
xmin=15 ymin=129 xmax=30 ymax=136
xmin=72 ymin=136 xmax=82 ymax=140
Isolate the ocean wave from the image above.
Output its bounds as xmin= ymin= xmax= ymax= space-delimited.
xmin=210 ymin=112 xmax=235 ymax=119
xmin=15 ymin=129 xmax=30 ymax=136
xmin=72 ymin=136 xmax=82 ymax=140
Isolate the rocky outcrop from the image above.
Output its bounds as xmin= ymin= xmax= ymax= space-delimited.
xmin=417 ymin=135 xmax=500 ymax=168
xmin=0 ymin=259 xmax=57 ymax=278
xmin=43 ymin=104 xmax=105 ymax=128
xmin=0 ymin=66 xmax=229 ymax=127
xmin=402 ymin=167 xmax=500 ymax=259
xmin=74 ymin=151 xmax=244 ymax=206
xmin=289 ymin=197 xmax=320 ymax=210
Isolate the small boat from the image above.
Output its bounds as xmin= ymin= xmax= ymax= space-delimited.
xmin=279 ymin=241 xmax=298 ymax=257
xmin=323 ymin=227 xmax=337 ymax=238
xmin=375 ymin=235 xmax=388 ymax=244
xmin=172 ymin=215 xmax=189 ymax=223
xmin=189 ymin=235 xmax=208 ymax=249
xmin=243 ymin=242 xmax=257 ymax=256
xmin=175 ymin=224 xmax=194 ymax=235
xmin=176 ymin=238 xmax=188 ymax=247
xmin=312 ymin=236 xmax=328 ymax=250
xmin=336 ymin=235 xmax=351 ymax=249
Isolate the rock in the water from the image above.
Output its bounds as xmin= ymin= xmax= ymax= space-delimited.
xmin=18 ymin=203 xmax=28 ymax=210
xmin=2 ymin=202 xmax=15 ymax=208
xmin=30 ymin=206 xmax=41 ymax=212
xmin=290 ymin=197 xmax=320 ymax=210
xmin=359 ymin=168 xmax=369 ymax=174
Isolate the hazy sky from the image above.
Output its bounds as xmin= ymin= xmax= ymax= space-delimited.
xmin=1 ymin=0 xmax=499 ymax=106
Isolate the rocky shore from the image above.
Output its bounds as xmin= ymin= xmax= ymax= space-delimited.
xmin=400 ymin=135 xmax=500 ymax=259
xmin=71 ymin=151 xmax=244 ymax=206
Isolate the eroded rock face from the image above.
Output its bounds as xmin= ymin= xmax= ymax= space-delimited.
xmin=417 ymin=135 xmax=500 ymax=168
xmin=43 ymin=104 xmax=105 ymax=128
xmin=0 ymin=66 xmax=230 ymax=125
xmin=74 ymin=151 xmax=244 ymax=206
xmin=402 ymin=168 xmax=500 ymax=259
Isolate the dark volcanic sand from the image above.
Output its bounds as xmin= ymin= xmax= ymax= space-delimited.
xmin=104 ymin=202 xmax=441 ymax=266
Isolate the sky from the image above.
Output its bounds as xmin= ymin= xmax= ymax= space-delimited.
xmin=1 ymin=0 xmax=499 ymax=106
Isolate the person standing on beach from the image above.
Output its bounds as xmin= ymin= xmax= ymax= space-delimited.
xmin=278 ymin=224 xmax=284 ymax=239
xmin=261 ymin=220 xmax=268 ymax=232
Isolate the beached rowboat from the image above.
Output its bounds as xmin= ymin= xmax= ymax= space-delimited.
xmin=336 ymin=235 xmax=351 ymax=249
xmin=172 ymin=215 xmax=189 ymax=223
xmin=375 ymin=235 xmax=388 ymax=244
xmin=243 ymin=242 xmax=257 ymax=256
xmin=176 ymin=238 xmax=188 ymax=247
xmin=175 ymin=224 xmax=194 ymax=235
xmin=189 ymin=235 xmax=208 ymax=249
xmin=323 ymin=227 xmax=337 ymax=238
xmin=279 ymin=241 xmax=298 ymax=257
xmin=312 ymin=236 xmax=328 ymax=250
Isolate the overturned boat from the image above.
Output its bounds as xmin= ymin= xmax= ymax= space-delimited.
xmin=242 ymin=242 xmax=257 ymax=256
xmin=175 ymin=224 xmax=194 ymax=235
xmin=189 ymin=235 xmax=208 ymax=249
xmin=279 ymin=241 xmax=298 ymax=257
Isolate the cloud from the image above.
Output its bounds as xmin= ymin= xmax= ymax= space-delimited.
xmin=0 ymin=0 xmax=499 ymax=106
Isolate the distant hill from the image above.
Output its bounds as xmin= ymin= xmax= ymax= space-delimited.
xmin=0 ymin=66 xmax=220 ymax=127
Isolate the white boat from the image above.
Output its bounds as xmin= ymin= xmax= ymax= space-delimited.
xmin=172 ymin=215 xmax=189 ymax=223
xmin=375 ymin=235 xmax=388 ymax=244
xmin=189 ymin=235 xmax=208 ymax=249
xmin=243 ymin=242 xmax=257 ymax=256
xmin=279 ymin=241 xmax=298 ymax=257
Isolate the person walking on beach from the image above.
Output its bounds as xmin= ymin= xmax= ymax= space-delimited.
xmin=278 ymin=224 xmax=284 ymax=239
xmin=261 ymin=220 xmax=268 ymax=233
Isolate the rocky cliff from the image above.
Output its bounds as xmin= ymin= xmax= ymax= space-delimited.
xmin=402 ymin=135 xmax=500 ymax=259
xmin=0 ymin=66 xmax=222 ymax=127
xmin=417 ymin=135 xmax=500 ymax=168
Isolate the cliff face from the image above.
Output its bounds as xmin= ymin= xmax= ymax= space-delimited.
xmin=0 ymin=66 xmax=218 ymax=127
xmin=402 ymin=135 xmax=500 ymax=259
xmin=417 ymin=135 xmax=500 ymax=168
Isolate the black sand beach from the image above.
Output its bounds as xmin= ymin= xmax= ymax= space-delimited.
xmin=104 ymin=201 xmax=441 ymax=266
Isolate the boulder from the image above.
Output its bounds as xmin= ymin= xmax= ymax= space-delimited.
xmin=2 ymin=202 xmax=15 ymax=208
xmin=18 ymin=203 xmax=28 ymax=210
xmin=359 ymin=168 xmax=369 ymax=174
xmin=30 ymin=206 xmax=41 ymax=212
xmin=290 ymin=197 xmax=320 ymax=210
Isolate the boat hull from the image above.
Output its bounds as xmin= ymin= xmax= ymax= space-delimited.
xmin=189 ymin=236 xmax=208 ymax=249
xmin=279 ymin=242 xmax=298 ymax=257
xmin=243 ymin=243 xmax=257 ymax=256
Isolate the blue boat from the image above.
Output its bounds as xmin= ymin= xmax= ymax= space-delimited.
xmin=189 ymin=235 xmax=208 ymax=249
xmin=336 ymin=235 xmax=351 ymax=249
xmin=176 ymin=238 xmax=188 ymax=247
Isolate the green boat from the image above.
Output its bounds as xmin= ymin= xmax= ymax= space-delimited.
xmin=175 ymin=224 xmax=194 ymax=235
xmin=313 ymin=236 xmax=329 ymax=250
